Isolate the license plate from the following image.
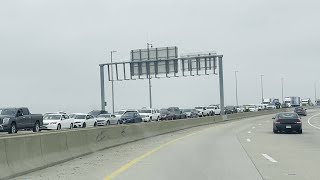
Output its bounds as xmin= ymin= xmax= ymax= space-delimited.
xmin=286 ymin=125 xmax=291 ymax=129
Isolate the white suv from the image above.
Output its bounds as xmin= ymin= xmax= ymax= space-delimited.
xmin=207 ymin=105 xmax=221 ymax=115
xmin=195 ymin=106 xmax=212 ymax=117
xmin=139 ymin=109 xmax=160 ymax=122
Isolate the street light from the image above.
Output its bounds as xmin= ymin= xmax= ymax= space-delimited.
xmin=315 ymin=81 xmax=318 ymax=105
xmin=281 ymin=78 xmax=284 ymax=104
xmin=147 ymin=43 xmax=153 ymax=108
xmin=111 ymin=50 xmax=117 ymax=113
xmin=235 ymin=71 xmax=239 ymax=106
xmin=261 ymin=74 xmax=264 ymax=103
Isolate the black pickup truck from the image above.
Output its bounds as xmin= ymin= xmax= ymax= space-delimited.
xmin=0 ymin=107 xmax=43 ymax=134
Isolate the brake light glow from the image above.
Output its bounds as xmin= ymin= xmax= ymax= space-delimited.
xmin=275 ymin=119 xmax=281 ymax=124
xmin=296 ymin=119 xmax=302 ymax=124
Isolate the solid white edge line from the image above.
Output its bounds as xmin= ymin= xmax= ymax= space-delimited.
xmin=252 ymin=127 xmax=256 ymax=129
xmin=248 ymin=131 xmax=251 ymax=134
xmin=261 ymin=153 xmax=278 ymax=163
xmin=246 ymin=138 xmax=251 ymax=142
xmin=308 ymin=113 xmax=320 ymax=130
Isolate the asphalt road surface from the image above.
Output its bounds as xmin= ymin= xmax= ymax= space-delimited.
xmin=13 ymin=109 xmax=320 ymax=180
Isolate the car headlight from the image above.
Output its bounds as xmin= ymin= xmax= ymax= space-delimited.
xmin=3 ymin=118 xmax=10 ymax=124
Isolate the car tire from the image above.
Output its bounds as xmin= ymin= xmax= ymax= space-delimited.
xmin=82 ymin=123 xmax=86 ymax=128
xmin=8 ymin=122 xmax=17 ymax=134
xmin=273 ymin=129 xmax=278 ymax=134
xmin=70 ymin=123 xmax=73 ymax=129
xmin=33 ymin=122 xmax=40 ymax=132
xmin=298 ymin=129 xmax=303 ymax=134
xmin=94 ymin=122 xmax=97 ymax=127
xmin=106 ymin=121 xmax=110 ymax=126
xmin=57 ymin=124 xmax=61 ymax=130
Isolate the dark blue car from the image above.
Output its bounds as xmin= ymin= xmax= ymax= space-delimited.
xmin=120 ymin=112 xmax=142 ymax=124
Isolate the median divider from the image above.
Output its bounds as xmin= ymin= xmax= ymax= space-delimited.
xmin=0 ymin=108 xmax=296 ymax=180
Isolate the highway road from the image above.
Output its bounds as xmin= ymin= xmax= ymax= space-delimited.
xmin=13 ymin=109 xmax=320 ymax=180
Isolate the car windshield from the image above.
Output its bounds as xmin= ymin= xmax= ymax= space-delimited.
xmin=139 ymin=110 xmax=152 ymax=113
xmin=0 ymin=108 xmax=17 ymax=116
xmin=123 ymin=113 xmax=134 ymax=117
xmin=97 ymin=114 xmax=111 ymax=118
xmin=195 ymin=107 xmax=203 ymax=109
xmin=278 ymin=113 xmax=299 ymax=119
xmin=74 ymin=115 xmax=86 ymax=119
xmin=69 ymin=114 xmax=76 ymax=119
xmin=182 ymin=109 xmax=191 ymax=112
xmin=44 ymin=115 xmax=61 ymax=120
xmin=116 ymin=111 xmax=126 ymax=115
xmin=207 ymin=107 xmax=216 ymax=109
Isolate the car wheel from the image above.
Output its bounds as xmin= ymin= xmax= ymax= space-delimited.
xmin=273 ymin=129 xmax=278 ymax=134
xmin=57 ymin=124 xmax=61 ymax=130
xmin=106 ymin=121 xmax=110 ymax=126
xmin=70 ymin=123 xmax=73 ymax=129
xmin=8 ymin=122 xmax=17 ymax=134
xmin=94 ymin=122 xmax=97 ymax=127
xmin=82 ymin=123 xmax=86 ymax=128
xmin=33 ymin=122 xmax=40 ymax=132
xmin=298 ymin=129 xmax=303 ymax=134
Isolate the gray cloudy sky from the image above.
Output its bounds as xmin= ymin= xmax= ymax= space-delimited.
xmin=0 ymin=0 xmax=319 ymax=113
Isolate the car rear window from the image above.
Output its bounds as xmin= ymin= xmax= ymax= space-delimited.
xmin=278 ymin=113 xmax=299 ymax=119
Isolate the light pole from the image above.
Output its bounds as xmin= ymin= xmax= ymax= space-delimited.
xmin=111 ymin=50 xmax=116 ymax=113
xmin=235 ymin=71 xmax=239 ymax=106
xmin=260 ymin=74 xmax=264 ymax=103
xmin=281 ymin=78 xmax=284 ymax=104
xmin=147 ymin=43 xmax=153 ymax=108
xmin=315 ymin=81 xmax=318 ymax=105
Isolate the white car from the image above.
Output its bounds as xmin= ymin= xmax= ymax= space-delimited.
xmin=195 ymin=106 xmax=212 ymax=117
xmin=139 ymin=109 xmax=160 ymax=122
xmin=96 ymin=114 xmax=119 ymax=126
xmin=72 ymin=113 xmax=97 ymax=128
xmin=266 ymin=105 xmax=276 ymax=110
xmin=248 ymin=105 xmax=259 ymax=112
xmin=235 ymin=106 xmax=245 ymax=113
xmin=42 ymin=114 xmax=74 ymax=130
xmin=207 ymin=105 xmax=221 ymax=115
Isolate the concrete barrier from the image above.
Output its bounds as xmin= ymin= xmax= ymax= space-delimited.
xmin=0 ymin=108 xmax=301 ymax=180
xmin=4 ymin=135 xmax=47 ymax=178
xmin=0 ymin=139 xmax=12 ymax=180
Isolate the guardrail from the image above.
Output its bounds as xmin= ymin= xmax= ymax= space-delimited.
xmin=0 ymin=108 xmax=300 ymax=180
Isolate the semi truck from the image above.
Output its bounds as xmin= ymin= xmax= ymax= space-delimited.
xmin=284 ymin=97 xmax=301 ymax=107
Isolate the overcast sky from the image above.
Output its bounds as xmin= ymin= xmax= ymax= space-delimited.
xmin=0 ymin=0 xmax=319 ymax=113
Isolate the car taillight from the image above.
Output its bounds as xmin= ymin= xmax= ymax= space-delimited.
xmin=296 ymin=119 xmax=302 ymax=124
xmin=275 ymin=119 xmax=281 ymax=124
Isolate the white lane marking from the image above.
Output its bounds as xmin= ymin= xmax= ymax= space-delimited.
xmin=248 ymin=131 xmax=251 ymax=134
xmin=246 ymin=138 xmax=251 ymax=142
xmin=308 ymin=113 xmax=320 ymax=130
xmin=261 ymin=153 xmax=278 ymax=163
xmin=258 ymin=124 xmax=262 ymax=126
xmin=252 ymin=127 xmax=256 ymax=129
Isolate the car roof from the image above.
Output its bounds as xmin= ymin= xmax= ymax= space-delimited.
xmin=73 ymin=113 xmax=88 ymax=115
xmin=45 ymin=114 xmax=63 ymax=116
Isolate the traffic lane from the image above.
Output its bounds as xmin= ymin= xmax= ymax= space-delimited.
xmin=13 ymin=115 xmax=272 ymax=180
xmin=114 ymin=119 xmax=265 ymax=180
xmin=238 ymin=110 xmax=320 ymax=180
